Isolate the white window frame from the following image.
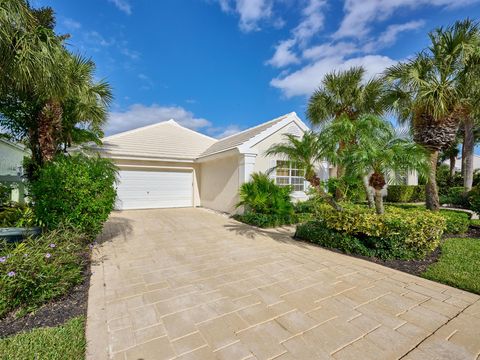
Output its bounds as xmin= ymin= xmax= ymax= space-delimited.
xmin=275 ymin=160 xmax=306 ymax=192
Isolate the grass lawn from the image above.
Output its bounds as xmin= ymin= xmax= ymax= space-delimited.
xmin=422 ymin=238 xmax=480 ymax=294
xmin=0 ymin=316 xmax=86 ymax=360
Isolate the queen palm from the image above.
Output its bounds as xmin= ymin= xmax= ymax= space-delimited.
xmin=265 ymin=132 xmax=342 ymax=211
xmin=307 ymin=66 xmax=387 ymax=202
xmin=385 ymin=20 xmax=479 ymax=210
xmin=336 ymin=115 xmax=428 ymax=214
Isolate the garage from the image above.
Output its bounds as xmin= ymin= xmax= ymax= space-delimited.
xmin=115 ymin=169 xmax=193 ymax=210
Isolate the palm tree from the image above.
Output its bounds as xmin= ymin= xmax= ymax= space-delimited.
xmin=265 ymin=132 xmax=342 ymax=211
xmin=338 ymin=115 xmax=428 ymax=214
xmin=307 ymin=67 xmax=387 ymax=202
xmin=384 ymin=20 xmax=479 ymax=210
xmin=0 ymin=2 xmax=112 ymax=177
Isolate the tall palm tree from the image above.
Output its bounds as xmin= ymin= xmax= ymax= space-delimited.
xmin=385 ymin=20 xmax=479 ymax=210
xmin=307 ymin=67 xmax=387 ymax=202
xmin=265 ymin=132 xmax=342 ymax=211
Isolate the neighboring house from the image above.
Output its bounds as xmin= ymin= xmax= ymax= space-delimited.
xmin=100 ymin=112 xmax=329 ymax=213
xmin=0 ymin=138 xmax=28 ymax=204
xmin=443 ymin=155 xmax=480 ymax=173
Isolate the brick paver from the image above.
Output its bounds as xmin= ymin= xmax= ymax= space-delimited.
xmin=86 ymin=208 xmax=480 ymax=359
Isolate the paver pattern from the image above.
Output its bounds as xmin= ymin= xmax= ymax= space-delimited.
xmin=86 ymin=208 xmax=480 ymax=360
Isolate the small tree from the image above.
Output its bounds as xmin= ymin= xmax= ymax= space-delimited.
xmin=327 ymin=115 xmax=428 ymax=214
xmin=265 ymin=132 xmax=342 ymax=211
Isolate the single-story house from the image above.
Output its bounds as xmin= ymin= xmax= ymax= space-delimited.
xmin=444 ymin=155 xmax=480 ymax=173
xmin=100 ymin=112 xmax=330 ymax=213
xmin=0 ymin=138 xmax=28 ymax=204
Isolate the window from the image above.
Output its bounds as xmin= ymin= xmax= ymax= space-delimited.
xmin=275 ymin=160 xmax=305 ymax=191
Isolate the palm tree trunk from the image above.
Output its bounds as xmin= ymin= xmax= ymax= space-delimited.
xmin=374 ymin=188 xmax=384 ymax=215
xmin=37 ymin=99 xmax=63 ymax=163
xmin=425 ymin=150 xmax=440 ymax=211
xmin=306 ymin=174 xmax=343 ymax=211
xmin=335 ymin=140 xmax=346 ymax=201
xmin=362 ymin=175 xmax=374 ymax=208
xmin=449 ymin=153 xmax=456 ymax=179
xmin=463 ymin=116 xmax=474 ymax=191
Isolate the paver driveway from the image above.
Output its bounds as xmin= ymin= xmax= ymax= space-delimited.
xmin=86 ymin=208 xmax=480 ymax=360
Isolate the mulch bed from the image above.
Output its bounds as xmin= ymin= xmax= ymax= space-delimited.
xmin=0 ymin=259 xmax=91 ymax=338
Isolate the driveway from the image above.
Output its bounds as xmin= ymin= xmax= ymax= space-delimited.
xmin=86 ymin=208 xmax=480 ymax=360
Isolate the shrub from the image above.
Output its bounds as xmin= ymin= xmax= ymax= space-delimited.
xmin=388 ymin=204 xmax=469 ymax=235
xmin=439 ymin=187 xmax=469 ymax=208
xmin=237 ymin=172 xmax=294 ymax=225
xmin=0 ymin=205 xmax=38 ymax=227
xmin=468 ymin=185 xmax=480 ymax=217
xmin=233 ymin=213 xmax=297 ymax=228
xmin=0 ymin=228 xmax=87 ymax=317
xmin=295 ymin=221 xmax=374 ymax=256
xmin=310 ymin=204 xmax=445 ymax=259
xmin=386 ymin=185 xmax=425 ymax=203
xmin=440 ymin=210 xmax=469 ymax=235
xmin=29 ymin=154 xmax=117 ymax=238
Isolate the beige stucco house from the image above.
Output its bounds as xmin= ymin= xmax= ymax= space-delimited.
xmin=100 ymin=112 xmax=329 ymax=213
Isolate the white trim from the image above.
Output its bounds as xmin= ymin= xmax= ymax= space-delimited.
xmin=106 ymin=154 xmax=195 ymax=163
xmin=238 ymin=153 xmax=257 ymax=185
xmin=116 ymin=164 xmax=195 ymax=170
xmin=0 ymin=138 xmax=28 ymax=152
xmin=194 ymin=148 xmax=240 ymax=163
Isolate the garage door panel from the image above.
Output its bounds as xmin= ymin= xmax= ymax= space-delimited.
xmin=115 ymin=169 xmax=193 ymax=210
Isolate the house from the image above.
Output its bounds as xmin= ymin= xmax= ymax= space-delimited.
xmin=443 ymin=155 xmax=480 ymax=173
xmin=100 ymin=112 xmax=329 ymax=213
xmin=0 ymin=138 xmax=28 ymax=204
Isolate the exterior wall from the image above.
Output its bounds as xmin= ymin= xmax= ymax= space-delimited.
xmin=199 ymin=154 xmax=240 ymax=213
xmin=250 ymin=123 xmax=328 ymax=201
xmin=0 ymin=141 xmax=28 ymax=203
xmin=111 ymin=158 xmax=202 ymax=207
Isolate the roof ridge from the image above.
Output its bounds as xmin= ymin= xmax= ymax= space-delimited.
xmin=215 ymin=112 xmax=293 ymax=142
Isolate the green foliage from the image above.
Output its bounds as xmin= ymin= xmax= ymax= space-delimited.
xmin=325 ymin=176 xmax=366 ymax=202
xmin=468 ymin=185 xmax=480 ymax=216
xmin=385 ymin=185 xmax=425 ymax=203
xmin=439 ymin=186 xmax=469 ymax=207
xmin=0 ymin=228 xmax=87 ymax=317
xmin=29 ymin=154 xmax=117 ymax=238
xmin=436 ymin=164 xmax=463 ymax=195
xmin=423 ymin=238 xmax=480 ymax=294
xmin=237 ymin=172 xmax=294 ymax=217
xmin=0 ymin=182 xmax=13 ymax=205
xmin=295 ymin=221 xmax=374 ymax=256
xmin=0 ymin=205 xmax=38 ymax=227
xmin=308 ymin=204 xmax=445 ymax=259
xmin=0 ymin=316 xmax=86 ymax=360
xmin=440 ymin=210 xmax=470 ymax=235
xmin=233 ymin=213 xmax=300 ymax=228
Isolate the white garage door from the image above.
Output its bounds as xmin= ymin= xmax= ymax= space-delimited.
xmin=115 ymin=169 xmax=193 ymax=210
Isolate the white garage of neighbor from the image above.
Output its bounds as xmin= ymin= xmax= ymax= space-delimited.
xmin=100 ymin=112 xmax=330 ymax=213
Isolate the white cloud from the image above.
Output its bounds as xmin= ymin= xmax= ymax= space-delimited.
xmin=266 ymin=39 xmax=300 ymax=67
xmin=63 ymin=18 xmax=81 ymax=30
xmin=105 ymin=104 xmax=212 ymax=135
xmin=120 ymin=47 xmax=140 ymax=60
xmin=270 ymin=54 xmax=397 ymax=97
xmin=302 ymin=41 xmax=358 ymax=60
xmin=108 ymin=0 xmax=132 ymax=15
xmin=334 ymin=0 xmax=475 ymax=39
xmin=376 ymin=20 xmax=425 ymax=47
xmin=213 ymin=0 xmax=276 ymax=32
xmin=266 ymin=0 xmax=327 ymax=68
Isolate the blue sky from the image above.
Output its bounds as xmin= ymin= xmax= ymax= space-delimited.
xmin=34 ymin=0 xmax=480 ymax=137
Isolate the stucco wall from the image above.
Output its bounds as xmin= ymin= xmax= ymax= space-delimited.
xmin=0 ymin=141 xmax=26 ymax=177
xmin=112 ymin=159 xmax=202 ymax=207
xmin=199 ymin=154 xmax=240 ymax=213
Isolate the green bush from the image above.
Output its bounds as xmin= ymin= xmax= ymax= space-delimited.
xmin=440 ymin=210 xmax=469 ymax=235
xmin=439 ymin=187 xmax=469 ymax=208
xmin=237 ymin=172 xmax=295 ymax=227
xmin=295 ymin=221 xmax=374 ymax=256
xmin=0 ymin=205 xmax=38 ymax=227
xmin=308 ymin=204 xmax=445 ymax=259
xmin=29 ymin=154 xmax=117 ymax=238
xmin=0 ymin=182 xmax=13 ymax=206
xmin=385 ymin=185 xmax=425 ymax=203
xmin=468 ymin=185 xmax=480 ymax=217
xmin=437 ymin=164 xmax=463 ymax=195
xmin=0 ymin=228 xmax=87 ymax=317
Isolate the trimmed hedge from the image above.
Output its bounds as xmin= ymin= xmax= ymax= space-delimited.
xmin=297 ymin=204 xmax=445 ymax=259
xmin=233 ymin=212 xmax=313 ymax=228
xmin=389 ymin=204 xmax=469 ymax=235
xmin=295 ymin=221 xmax=374 ymax=256
xmin=385 ymin=185 xmax=425 ymax=203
